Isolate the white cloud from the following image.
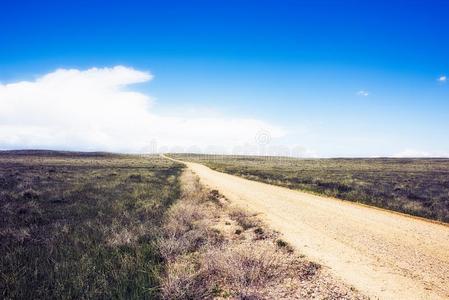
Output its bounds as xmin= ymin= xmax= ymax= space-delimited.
xmin=0 ymin=66 xmax=285 ymax=153
xmin=356 ymin=90 xmax=369 ymax=97
xmin=438 ymin=75 xmax=447 ymax=82
xmin=392 ymin=149 xmax=449 ymax=158
xmin=393 ymin=149 xmax=431 ymax=158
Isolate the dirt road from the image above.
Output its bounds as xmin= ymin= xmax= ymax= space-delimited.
xmin=166 ymin=156 xmax=449 ymax=299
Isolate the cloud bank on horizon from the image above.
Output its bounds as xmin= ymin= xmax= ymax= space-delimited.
xmin=0 ymin=66 xmax=285 ymax=153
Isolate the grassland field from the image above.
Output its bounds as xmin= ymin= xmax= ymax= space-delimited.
xmin=172 ymin=154 xmax=449 ymax=223
xmin=0 ymin=152 xmax=182 ymax=299
xmin=3 ymin=151 xmax=446 ymax=299
xmin=0 ymin=151 xmax=365 ymax=299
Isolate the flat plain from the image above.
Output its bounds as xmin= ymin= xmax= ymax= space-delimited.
xmin=173 ymin=154 xmax=449 ymax=222
xmin=1 ymin=151 xmax=365 ymax=299
xmin=171 ymin=155 xmax=449 ymax=299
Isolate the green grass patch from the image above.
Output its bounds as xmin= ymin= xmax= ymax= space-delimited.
xmin=0 ymin=152 xmax=183 ymax=299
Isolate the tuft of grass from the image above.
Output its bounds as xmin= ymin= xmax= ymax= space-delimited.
xmin=276 ymin=239 xmax=288 ymax=248
xmin=229 ymin=208 xmax=260 ymax=230
xmin=276 ymin=239 xmax=294 ymax=253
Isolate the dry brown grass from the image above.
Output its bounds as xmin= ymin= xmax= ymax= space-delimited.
xmin=159 ymin=170 xmax=366 ymax=300
xmin=200 ymin=243 xmax=301 ymax=298
xmin=228 ymin=208 xmax=260 ymax=230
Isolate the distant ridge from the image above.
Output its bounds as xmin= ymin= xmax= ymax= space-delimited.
xmin=0 ymin=149 xmax=116 ymax=157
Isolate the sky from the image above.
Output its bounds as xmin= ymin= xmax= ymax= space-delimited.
xmin=1 ymin=0 xmax=448 ymax=157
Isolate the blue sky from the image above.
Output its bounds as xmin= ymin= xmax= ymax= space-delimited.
xmin=1 ymin=0 xmax=448 ymax=156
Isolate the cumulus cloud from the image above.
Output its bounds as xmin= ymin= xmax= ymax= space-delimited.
xmin=438 ymin=75 xmax=447 ymax=82
xmin=356 ymin=90 xmax=369 ymax=97
xmin=0 ymin=66 xmax=285 ymax=152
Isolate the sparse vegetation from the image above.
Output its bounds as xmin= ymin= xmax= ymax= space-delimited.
xmin=1 ymin=151 xmax=365 ymax=299
xmin=159 ymin=170 xmax=365 ymax=299
xmin=172 ymin=154 xmax=449 ymax=223
xmin=0 ymin=152 xmax=182 ymax=299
